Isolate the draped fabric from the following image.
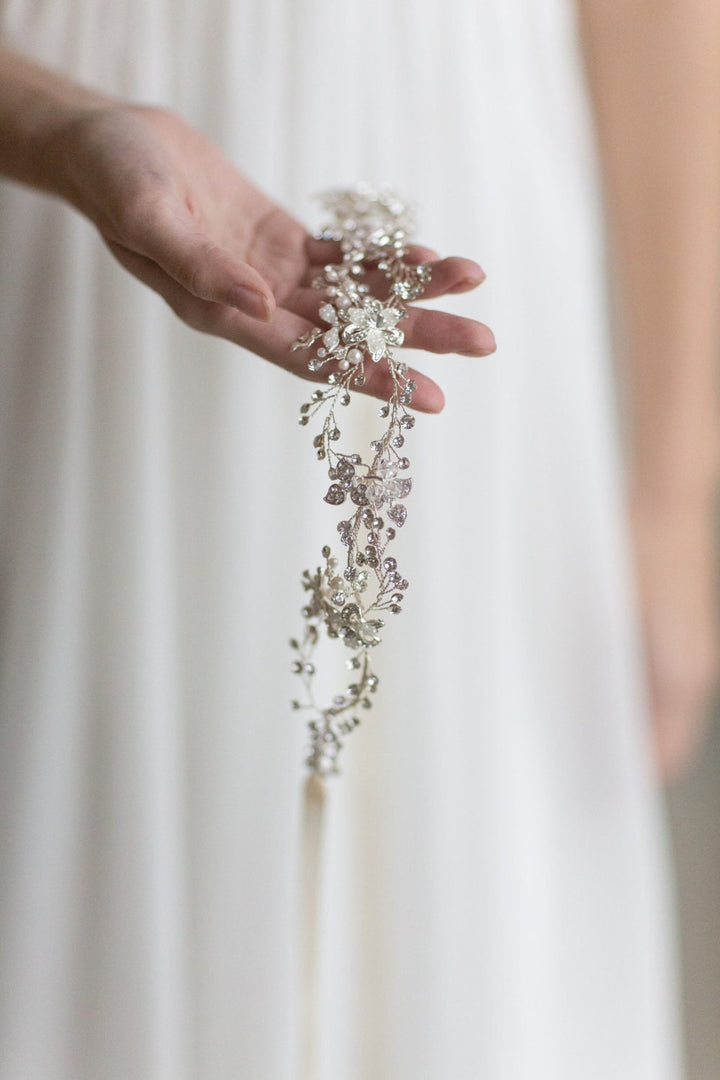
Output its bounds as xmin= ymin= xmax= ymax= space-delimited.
xmin=0 ymin=1 xmax=682 ymax=1077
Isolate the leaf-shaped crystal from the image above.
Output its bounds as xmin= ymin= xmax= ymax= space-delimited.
xmin=366 ymin=327 xmax=387 ymax=361
xmin=324 ymin=484 xmax=346 ymax=506
xmin=388 ymin=503 xmax=408 ymax=527
xmin=323 ymin=326 xmax=340 ymax=351
xmin=381 ymin=308 xmax=403 ymax=328
xmin=346 ymin=306 xmax=367 ymax=327
xmin=386 ymin=477 xmax=412 ymax=499
xmin=319 ymin=303 xmax=337 ymax=324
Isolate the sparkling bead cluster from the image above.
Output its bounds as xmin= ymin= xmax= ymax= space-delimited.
xmin=291 ymin=186 xmax=431 ymax=777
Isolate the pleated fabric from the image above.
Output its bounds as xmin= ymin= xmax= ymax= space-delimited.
xmin=0 ymin=1 xmax=682 ymax=1077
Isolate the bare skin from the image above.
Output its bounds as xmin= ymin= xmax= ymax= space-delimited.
xmin=578 ymin=0 xmax=720 ymax=780
xmin=0 ymin=48 xmax=495 ymax=415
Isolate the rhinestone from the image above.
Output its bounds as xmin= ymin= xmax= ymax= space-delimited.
xmin=324 ymin=484 xmax=346 ymax=505
xmin=399 ymin=457 xmax=410 ymax=469
xmin=292 ymin=661 xmax=302 ymax=673
xmin=383 ymin=557 xmax=397 ymax=572
xmin=322 ymin=545 xmax=331 ymax=557
xmin=400 ymin=415 xmax=415 ymax=429
xmin=392 ymin=434 xmax=404 ymax=448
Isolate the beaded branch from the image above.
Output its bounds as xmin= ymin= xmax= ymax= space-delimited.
xmin=290 ymin=186 xmax=431 ymax=777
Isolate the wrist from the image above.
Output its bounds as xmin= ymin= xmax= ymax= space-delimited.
xmin=0 ymin=48 xmax=114 ymax=198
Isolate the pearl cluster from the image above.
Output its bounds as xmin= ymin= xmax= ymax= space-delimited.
xmin=291 ymin=186 xmax=431 ymax=777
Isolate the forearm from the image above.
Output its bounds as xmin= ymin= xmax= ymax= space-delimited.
xmin=0 ymin=47 xmax=110 ymax=195
xmin=577 ymin=0 xmax=720 ymax=503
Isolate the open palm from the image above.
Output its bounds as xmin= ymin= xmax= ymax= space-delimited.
xmin=57 ymin=104 xmax=495 ymax=412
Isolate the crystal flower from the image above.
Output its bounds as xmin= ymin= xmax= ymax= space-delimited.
xmin=342 ymin=299 xmax=405 ymax=362
xmin=364 ymin=458 xmax=413 ymax=507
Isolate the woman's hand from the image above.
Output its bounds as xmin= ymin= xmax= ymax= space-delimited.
xmin=630 ymin=493 xmax=720 ymax=782
xmin=48 ymin=103 xmax=495 ymax=411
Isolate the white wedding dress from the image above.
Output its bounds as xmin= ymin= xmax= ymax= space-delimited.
xmin=0 ymin=1 xmax=682 ymax=1077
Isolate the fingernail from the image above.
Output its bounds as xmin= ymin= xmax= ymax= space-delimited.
xmin=450 ymin=272 xmax=486 ymax=293
xmin=233 ymin=286 xmax=273 ymax=321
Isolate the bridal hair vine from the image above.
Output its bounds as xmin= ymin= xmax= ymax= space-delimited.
xmin=290 ymin=185 xmax=431 ymax=777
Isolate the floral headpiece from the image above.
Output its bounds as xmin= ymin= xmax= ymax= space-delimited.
xmin=290 ymin=185 xmax=431 ymax=777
